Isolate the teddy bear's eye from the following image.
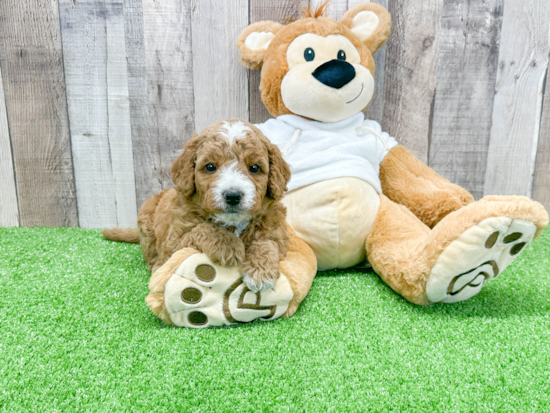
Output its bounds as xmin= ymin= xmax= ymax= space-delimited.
xmin=304 ymin=47 xmax=315 ymax=62
xmin=337 ymin=50 xmax=346 ymax=61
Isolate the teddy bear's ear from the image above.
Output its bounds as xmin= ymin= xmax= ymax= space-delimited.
xmin=237 ymin=21 xmax=284 ymax=70
xmin=340 ymin=3 xmax=391 ymax=54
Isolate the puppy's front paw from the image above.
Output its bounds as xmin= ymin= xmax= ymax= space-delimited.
xmin=242 ymin=264 xmax=280 ymax=293
xmin=207 ymin=239 xmax=245 ymax=267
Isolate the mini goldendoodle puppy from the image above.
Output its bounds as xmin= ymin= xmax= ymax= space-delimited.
xmin=104 ymin=119 xmax=291 ymax=293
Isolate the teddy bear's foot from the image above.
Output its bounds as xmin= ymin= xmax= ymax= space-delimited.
xmin=426 ymin=217 xmax=536 ymax=303
xmin=162 ymin=253 xmax=294 ymax=328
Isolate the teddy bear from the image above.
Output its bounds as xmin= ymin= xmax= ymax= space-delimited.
xmin=141 ymin=2 xmax=547 ymax=327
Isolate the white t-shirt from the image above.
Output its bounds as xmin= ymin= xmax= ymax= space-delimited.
xmin=255 ymin=113 xmax=398 ymax=193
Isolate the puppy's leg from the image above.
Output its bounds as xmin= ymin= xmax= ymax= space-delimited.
xmin=242 ymin=240 xmax=281 ymax=292
xmin=182 ymin=223 xmax=246 ymax=267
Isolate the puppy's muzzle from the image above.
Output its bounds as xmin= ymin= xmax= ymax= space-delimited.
xmin=224 ymin=190 xmax=243 ymax=206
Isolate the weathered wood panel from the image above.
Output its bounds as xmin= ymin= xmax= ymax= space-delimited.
xmin=141 ymin=0 xmax=195 ymax=196
xmin=59 ymin=0 xmax=137 ymax=228
xmin=191 ymin=0 xmax=249 ymax=132
xmin=381 ymin=0 xmax=443 ymax=164
xmin=0 ymin=0 xmax=78 ymax=227
xmin=249 ymin=0 xmax=305 ymax=124
xmin=484 ymin=0 xmax=550 ymax=196
xmin=429 ymin=0 xmax=504 ymax=200
xmin=532 ymin=67 xmax=550 ymax=209
xmin=0 ymin=66 xmax=19 ymax=227
xmin=123 ymin=0 xmax=152 ymax=210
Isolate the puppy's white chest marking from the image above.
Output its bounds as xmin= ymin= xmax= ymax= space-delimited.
xmin=213 ymin=214 xmax=250 ymax=237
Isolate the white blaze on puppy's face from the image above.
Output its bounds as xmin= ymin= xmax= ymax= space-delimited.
xmin=212 ymin=162 xmax=257 ymax=232
xmin=220 ymin=121 xmax=251 ymax=147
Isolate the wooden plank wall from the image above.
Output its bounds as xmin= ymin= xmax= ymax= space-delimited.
xmin=0 ymin=0 xmax=549 ymax=228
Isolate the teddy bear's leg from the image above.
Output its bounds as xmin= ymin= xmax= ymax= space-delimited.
xmin=366 ymin=194 xmax=548 ymax=305
xmin=380 ymin=146 xmax=475 ymax=228
xmin=280 ymin=224 xmax=318 ymax=317
xmin=145 ymin=225 xmax=316 ymax=327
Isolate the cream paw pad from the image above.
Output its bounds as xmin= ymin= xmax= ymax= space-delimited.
xmin=164 ymin=253 xmax=294 ymax=328
xmin=426 ymin=217 xmax=537 ymax=304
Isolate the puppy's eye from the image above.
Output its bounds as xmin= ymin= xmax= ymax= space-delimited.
xmin=337 ymin=50 xmax=346 ymax=61
xmin=304 ymin=47 xmax=315 ymax=62
xmin=205 ymin=163 xmax=217 ymax=173
xmin=249 ymin=164 xmax=260 ymax=174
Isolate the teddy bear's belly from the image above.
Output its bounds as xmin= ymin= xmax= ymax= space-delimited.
xmin=282 ymin=177 xmax=380 ymax=271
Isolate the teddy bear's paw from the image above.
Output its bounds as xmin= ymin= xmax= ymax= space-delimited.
xmin=163 ymin=253 xmax=294 ymax=328
xmin=426 ymin=217 xmax=536 ymax=304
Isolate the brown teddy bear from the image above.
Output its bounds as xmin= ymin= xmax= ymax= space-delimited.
xmin=235 ymin=2 xmax=548 ymax=305
xmin=126 ymin=2 xmax=547 ymax=327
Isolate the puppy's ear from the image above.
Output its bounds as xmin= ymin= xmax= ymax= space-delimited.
xmin=171 ymin=133 xmax=200 ymax=198
xmin=340 ymin=3 xmax=391 ymax=54
xmin=267 ymin=142 xmax=291 ymax=201
xmin=237 ymin=21 xmax=284 ymax=70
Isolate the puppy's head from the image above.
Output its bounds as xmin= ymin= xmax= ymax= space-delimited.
xmin=171 ymin=119 xmax=290 ymax=224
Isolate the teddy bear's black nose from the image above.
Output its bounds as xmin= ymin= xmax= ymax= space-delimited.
xmin=312 ymin=59 xmax=356 ymax=89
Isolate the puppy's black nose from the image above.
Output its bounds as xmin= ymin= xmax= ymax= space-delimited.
xmin=224 ymin=190 xmax=243 ymax=206
xmin=312 ymin=59 xmax=355 ymax=89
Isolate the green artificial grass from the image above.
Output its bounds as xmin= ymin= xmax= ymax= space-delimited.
xmin=1 ymin=227 xmax=549 ymax=412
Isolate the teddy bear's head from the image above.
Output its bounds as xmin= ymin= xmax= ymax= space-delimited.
xmin=237 ymin=2 xmax=391 ymax=123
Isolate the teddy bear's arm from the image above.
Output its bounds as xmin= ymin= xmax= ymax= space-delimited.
xmin=379 ymin=145 xmax=474 ymax=228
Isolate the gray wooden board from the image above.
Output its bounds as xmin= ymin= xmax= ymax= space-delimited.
xmin=249 ymin=0 xmax=306 ymax=124
xmin=59 ymin=0 xmax=137 ymax=228
xmin=191 ymin=0 xmax=249 ymax=132
xmin=0 ymin=0 xmax=77 ymax=227
xmin=381 ymin=0 xmax=443 ymax=164
xmin=142 ymin=0 xmax=195 ymax=194
xmin=532 ymin=67 xmax=550 ymax=210
xmin=429 ymin=0 xmax=504 ymax=200
xmin=483 ymin=0 xmax=550 ymax=196
xmin=124 ymin=0 xmax=153 ymax=211
xmin=0 ymin=65 xmax=19 ymax=227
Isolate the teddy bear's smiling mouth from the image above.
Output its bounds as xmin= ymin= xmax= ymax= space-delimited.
xmin=346 ymin=83 xmax=364 ymax=104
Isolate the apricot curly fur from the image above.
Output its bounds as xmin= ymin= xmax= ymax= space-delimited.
xmin=137 ymin=119 xmax=291 ymax=284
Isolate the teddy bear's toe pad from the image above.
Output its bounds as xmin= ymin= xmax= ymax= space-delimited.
xmin=164 ymin=253 xmax=293 ymax=328
xmin=426 ymin=217 xmax=536 ymax=304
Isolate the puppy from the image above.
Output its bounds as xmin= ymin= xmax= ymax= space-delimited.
xmin=106 ymin=119 xmax=291 ymax=292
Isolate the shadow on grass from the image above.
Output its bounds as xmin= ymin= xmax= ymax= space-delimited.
xmin=316 ymin=266 xmax=550 ymax=320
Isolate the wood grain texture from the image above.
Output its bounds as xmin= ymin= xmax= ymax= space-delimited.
xmin=124 ymin=0 xmax=152 ymax=210
xmin=429 ymin=0 xmax=504 ymax=200
xmin=0 ymin=65 xmax=19 ymax=227
xmin=532 ymin=67 xmax=550 ymax=209
xmin=142 ymin=0 xmax=195 ymax=195
xmin=381 ymin=0 xmax=443 ymax=164
xmin=0 ymin=0 xmax=78 ymax=227
xmin=59 ymin=0 xmax=137 ymax=228
xmin=249 ymin=0 xmax=305 ymax=124
xmin=191 ymin=0 xmax=249 ymax=132
xmin=483 ymin=0 xmax=550 ymax=196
